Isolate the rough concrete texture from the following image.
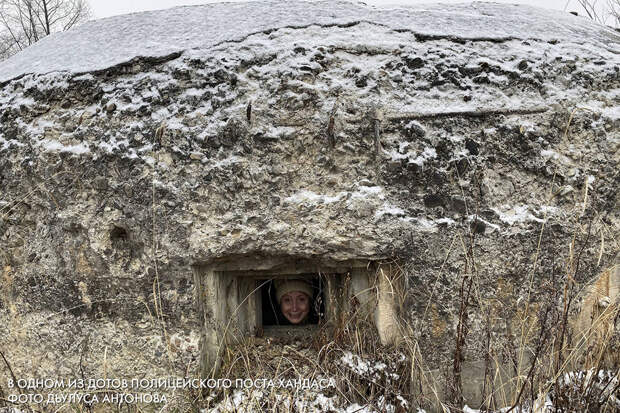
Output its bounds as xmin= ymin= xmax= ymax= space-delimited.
xmin=0 ymin=0 xmax=618 ymax=408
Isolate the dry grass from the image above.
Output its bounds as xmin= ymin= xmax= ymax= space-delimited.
xmin=181 ymin=266 xmax=421 ymax=413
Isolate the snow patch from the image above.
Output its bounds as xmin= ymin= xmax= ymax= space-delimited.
xmin=206 ymin=155 xmax=242 ymax=170
xmin=541 ymin=149 xmax=571 ymax=164
xmin=492 ymin=205 xmax=550 ymax=225
xmin=98 ymin=135 xmax=129 ymax=154
xmin=0 ymin=136 xmax=25 ymax=151
xmin=285 ymin=190 xmax=345 ymax=204
xmin=40 ymin=139 xmax=90 ymax=154
xmin=340 ymin=351 xmax=399 ymax=381
xmin=286 ymin=185 xmax=386 ymax=205
xmin=375 ymin=203 xmax=406 ymax=218
xmin=383 ymin=146 xmax=437 ymax=166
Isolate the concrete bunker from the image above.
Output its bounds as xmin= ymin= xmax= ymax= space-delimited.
xmin=193 ymin=255 xmax=402 ymax=376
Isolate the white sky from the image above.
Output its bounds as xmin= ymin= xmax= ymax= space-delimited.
xmin=87 ymin=0 xmax=601 ymax=22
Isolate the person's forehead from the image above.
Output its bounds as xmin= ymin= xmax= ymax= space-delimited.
xmin=283 ymin=291 xmax=308 ymax=298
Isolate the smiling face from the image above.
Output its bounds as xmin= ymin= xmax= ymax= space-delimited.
xmin=280 ymin=291 xmax=310 ymax=324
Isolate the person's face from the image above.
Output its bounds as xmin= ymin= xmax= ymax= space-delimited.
xmin=280 ymin=291 xmax=310 ymax=324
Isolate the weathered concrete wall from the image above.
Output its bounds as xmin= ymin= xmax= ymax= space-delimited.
xmin=0 ymin=0 xmax=618 ymax=405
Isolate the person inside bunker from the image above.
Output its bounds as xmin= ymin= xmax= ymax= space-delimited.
xmin=274 ymin=279 xmax=313 ymax=325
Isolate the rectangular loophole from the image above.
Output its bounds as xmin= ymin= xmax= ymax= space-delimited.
xmin=194 ymin=258 xmax=377 ymax=375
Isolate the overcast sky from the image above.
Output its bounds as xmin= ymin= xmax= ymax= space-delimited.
xmin=87 ymin=0 xmax=595 ymax=21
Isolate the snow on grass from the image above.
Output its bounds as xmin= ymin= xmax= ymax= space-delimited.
xmin=460 ymin=370 xmax=619 ymax=413
xmin=340 ymin=351 xmax=399 ymax=382
xmin=561 ymin=369 xmax=619 ymax=391
xmin=206 ymin=389 xmax=248 ymax=412
xmin=204 ymin=388 xmax=408 ymax=413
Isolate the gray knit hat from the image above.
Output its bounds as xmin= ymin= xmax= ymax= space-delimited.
xmin=274 ymin=279 xmax=313 ymax=304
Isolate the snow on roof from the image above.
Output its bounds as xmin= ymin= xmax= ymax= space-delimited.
xmin=0 ymin=0 xmax=618 ymax=83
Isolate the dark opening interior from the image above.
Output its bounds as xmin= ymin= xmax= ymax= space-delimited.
xmin=260 ymin=275 xmax=324 ymax=326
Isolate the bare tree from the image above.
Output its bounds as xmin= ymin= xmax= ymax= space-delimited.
xmin=572 ymin=0 xmax=620 ymax=26
xmin=608 ymin=0 xmax=620 ymax=26
xmin=0 ymin=0 xmax=91 ymax=60
xmin=576 ymin=0 xmax=604 ymax=22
